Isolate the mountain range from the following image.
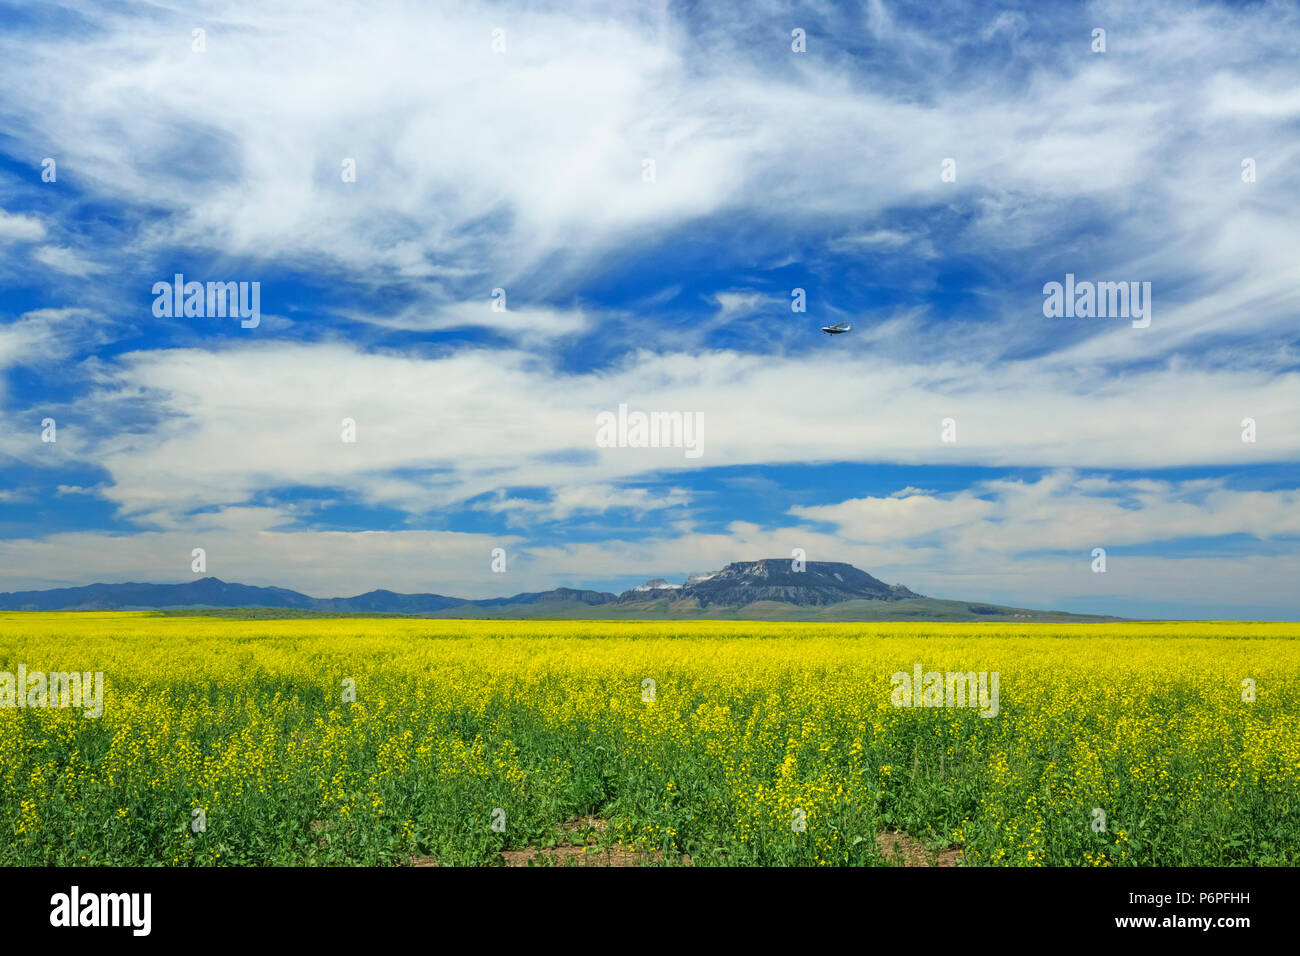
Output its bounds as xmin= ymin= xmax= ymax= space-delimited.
xmin=0 ymin=559 xmax=1121 ymax=621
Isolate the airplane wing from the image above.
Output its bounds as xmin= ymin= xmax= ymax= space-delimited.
xmin=829 ymin=321 xmax=847 ymax=330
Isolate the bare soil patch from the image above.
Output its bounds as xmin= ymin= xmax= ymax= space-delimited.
xmin=500 ymin=816 xmax=691 ymax=867
xmin=876 ymin=830 xmax=962 ymax=867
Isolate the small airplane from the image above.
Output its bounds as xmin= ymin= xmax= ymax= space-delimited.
xmin=820 ymin=321 xmax=852 ymax=335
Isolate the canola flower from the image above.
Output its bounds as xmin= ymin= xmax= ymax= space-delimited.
xmin=0 ymin=613 xmax=1296 ymax=866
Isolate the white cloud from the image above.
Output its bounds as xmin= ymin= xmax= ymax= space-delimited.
xmin=890 ymin=486 xmax=936 ymax=498
xmin=0 ymin=308 xmax=103 ymax=370
xmin=0 ymin=208 xmax=45 ymax=242
xmin=711 ymin=291 xmax=772 ymax=319
xmin=478 ymin=484 xmax=690 ymax=525
xmin=793 ymin=490 xmax=997 ymax=540
xmin=828 ymin=229 xmax=936 ymax=258
xmin=791 ymin=472 xmax=1300 ymax=552
xmin=25 ymin=340 xmax=1289 ymax=528
xmin=347 ymin=301 xmax=592 ymax=340
xmin=33 ymin=246 xmax=108 ymax=278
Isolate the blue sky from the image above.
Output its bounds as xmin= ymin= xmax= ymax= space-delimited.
xmin=0 ymin=0 xmax=1297 ymax=617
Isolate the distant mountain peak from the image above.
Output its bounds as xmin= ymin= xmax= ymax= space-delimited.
xmin=617 ymin=559 xmax=919 ymax=607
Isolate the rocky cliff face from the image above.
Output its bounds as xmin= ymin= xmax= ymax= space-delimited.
xmin=617 ymin=560 xmax=919 ymax=607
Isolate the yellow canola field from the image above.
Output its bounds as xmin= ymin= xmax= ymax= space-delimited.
xmin=1 ymin=614 xmax=1297 ymax=866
